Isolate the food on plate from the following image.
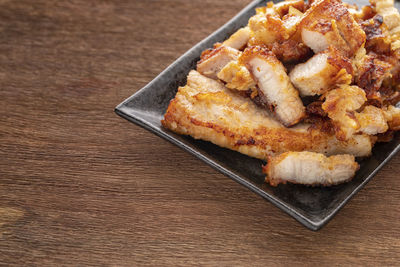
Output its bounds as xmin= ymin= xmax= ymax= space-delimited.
xmin=222 ymin=27 xmax=252 ymax=50
xmin=299 ymin=0 xmax=366 ymax=56
xmin=163 ymin=0 xmax=400 ymax=186
xmin=289 ymin=46 xmax=353 ymax=96
xmin=263 ymin=152 xmax=359 ymax=186
xmin=239 ymin=46 xmax=306 ymax=126
xmin=162 ymin=70 xmax=374 ymax=159
xmin=197 ymin=45 xmax=240 ymax=79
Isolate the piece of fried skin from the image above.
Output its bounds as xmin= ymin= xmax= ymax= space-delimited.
xmin=289 ymin=46 xmax=353 ymax=96
xmin=356 ymin=105 xmax=389 ymax=135
xmin=281 ymin=6 xmax=304 ymax=37
xmin=217 ymin=61 xmax=256 ymax=91
xmin=354 ymin=52 xmax=393 ymax=101
xmin=372 ymin=0 xmax=400 ymax=50
xmin=372 ymin=0 xmax=400 ymax=30
xmin=268 ymin=39 xmax=312 ymax=63
xmin=263 ymin=152 xmax=359 ymax=186
xmin=383 ymin=105 xmax=400 ymax=130
xmin=248 ymin=12 xmax=289 ymax=45
xmin=273 ymin=0 xmax=306 ymax=17
xmin=248 ymin=1 xmax=305 ymax=45
xmin=298 ymin=0 xmax=366 ymax=57
xmin=322 ymin=85 xmax=367 ymax=141
xmin=239 ymin=46 xmax=305 ymax=126
xmin=222 ymin=27 xmax=251 ymax=50
xmin=348 ymin=5 xmax=377 ymax=22
xmin=361 ymin=15 xmax=391 ymax=54
xmin=162 ymin=70 xmax=374 ymax=159
xmin=197 ymin=45 xmax=240 ymax=79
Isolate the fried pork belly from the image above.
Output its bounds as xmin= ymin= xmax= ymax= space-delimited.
xmin=273 ymin=0 xmax=306 ymax=17
xmin=289 ymin=46 xmax=353 ymax=96
xmin=217 ymin=61 xmax=256 ymax=91
xmin=361 ymin=15 xmax=391 ymax=54
xmin=373 ymin=0 xmax=400 ymax=50
xmin=222 ymin=27 xmax=251 ymax=50
xmin=373 ymin=0 xmax=400 ymax=30
xmin=240 ymin=46 xmax=305 ymax=126
xmin=162 ymin=70 xmax=374 ymax=159
xmin=384 ymin=105 xmax=400 ymax=130
xmin=263 ymin=152 xmax=359 ymax=186
xmin=248 ymin=12 xmax=290 ymax=44
xmin=247 ymin=2 xmax=311 ymax=62
xmin=248 ymin=1 xmax=305 ymax=45
xmin=299 ymin=0 xmax=366 ymax=57
xmin=197 ymin=45 xmax=240 ymax=79
xmin=354 ymin=52 xmax=393 ymax=101
xmin=322 ymin=85 xmax=367 ymax=140
xmin=356 ymin=105 xmax=389 ymax=134
xmin=266 ymin=39 xmax=312 ymax=63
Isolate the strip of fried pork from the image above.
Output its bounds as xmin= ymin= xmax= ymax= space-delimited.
xmin=356 ymin=105 xmax=389 ymax=134
xmin=383 ymin=105 xmax=400 ymax=130
xmin=372 ymin=0 xmax=400 ymax=50
xmin=217 ymin=60 xmax=256 ymax=91
xmin=197 ymin=45 xmax=240 ymax=79
xmin=289 ymin=46 xmax=353 ymax=96
xmin=263 ymin=152 xmax=359 ymax=186
xmin=162 ymin=70 xmax=374 ymax=159
xmin=248 ymin=1 xmax=311 ymax=62
xmin=322 ymin=85 xmax=367 ymax=140
xmin=240 ymin=46 xmax=306 ymax=126
xmin=298 ymin=0 xmax=366 ymax=57
xmin=222 ymin=27 xmax=251 ymax=50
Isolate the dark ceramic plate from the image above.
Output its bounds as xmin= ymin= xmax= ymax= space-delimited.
xmin=115 ymin=0 xmax=400 ymax=230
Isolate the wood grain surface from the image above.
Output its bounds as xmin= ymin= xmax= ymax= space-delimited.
xmin=1 ymin=0 xmax=400 ymax=266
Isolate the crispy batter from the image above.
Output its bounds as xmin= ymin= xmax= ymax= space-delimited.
xmin=263 ymin=152 xmax=359 ymax=186
xmin=162 ymin=71 xmax=374 ymax=159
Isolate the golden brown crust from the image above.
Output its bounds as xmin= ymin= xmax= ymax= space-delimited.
xmin=267 ymin=39 xmax=312 ymax=62
xmin=263 ymin=152 xmax=360 ymax=186
xmin=298 ymin=0 xmax=366 ymax=56
xmin=162 ymin=71 xmax=373 ymax=159
xmin=273 ymin=0 xmax=306 ymax=17
xmin=326 ymin=46 xmax=354 ymax=76
xmin=361 ymin=15 xmax=391 ymax=54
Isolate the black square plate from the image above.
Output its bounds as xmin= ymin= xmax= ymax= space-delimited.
xmin=115 ymin=0 xmax=400 ymax=230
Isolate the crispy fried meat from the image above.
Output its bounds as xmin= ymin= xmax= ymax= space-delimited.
xmin=263 ymin=151 xmax=359 ymax=186
xmin=240 ymin=46 xmax=306 ymax=126
xmin=298 ymin=0 xmax=366 ymax=57
xmin=322 ymin=85 xmax=367 ymax=140
xmin=197 ymin=45 xmax=240 ymax=79
xmin=289 ymin=46 xmax=353 ymax=96
xmin=162 ymin=71 xmax=374 ymax=159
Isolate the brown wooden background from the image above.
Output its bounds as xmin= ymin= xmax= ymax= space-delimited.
xmin=1 ymin=0 xmax=400 ymax=265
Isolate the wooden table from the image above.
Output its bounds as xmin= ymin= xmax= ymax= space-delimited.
xmin=1 ymin=0 xmax=400 ymax=265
